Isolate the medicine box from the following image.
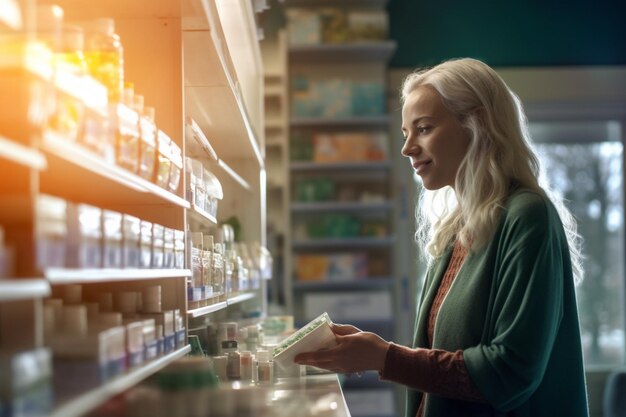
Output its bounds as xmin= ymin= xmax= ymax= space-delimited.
xmin=273 ymin=312 xmax=337 ymax=370
xmin=296 ymin=253 xmax=368 ymax=282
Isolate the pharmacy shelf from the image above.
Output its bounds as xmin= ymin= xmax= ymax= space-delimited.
xmin=183 ymin=28 xmax=263 ymax=169
xmin=50 ymin=345 xmax=191 ymax=417
xmin=289 ymin=41 xmax=396 ymax=63
xmin=227 ymin=291 xmax=256 ymax=305
xmin=291 ymin=201 xmax=393 ymax=213
xmin=0 ymin=279 xmax=51 ymax=301
xmin=187 ymin=291 xmax=256 ymax=318
xmin=290 ymin=161 xmax=391 ymax=172
xmin=0 ymin=135 xmax=47 ymax=170
xmin=293 ymin=278 xmax=394 ymax=291
xmin=188 ymin=300 xmax=228 ymax=318
xmin=44 ymin=268 xmax=191 ymax=284
xmin=185 ymin=117 xmax=218 ymax=161
xmin=293 ymin=237 xmax=394 ymax=250
xmin=40 ymin=133 xmax=188 ymax=229
xmin=290 ymin=115 xmax=390 ymax=128
xmin=188 ymin=203 xmax=218 ymax=226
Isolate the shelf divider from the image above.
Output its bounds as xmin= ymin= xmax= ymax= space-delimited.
xmin=0 ymin=279 xmax=51 ymax=301
xmin=45 ymin=268 xmax=191 ymax=284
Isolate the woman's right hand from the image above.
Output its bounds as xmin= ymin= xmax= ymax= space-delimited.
xmin=331 ymin=323 xmax=361 ymax=336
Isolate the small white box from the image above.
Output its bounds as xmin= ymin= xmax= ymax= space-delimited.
xmin=273 ymin=312 xmax=337 ymax=370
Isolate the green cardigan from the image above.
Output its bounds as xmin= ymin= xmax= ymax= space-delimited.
xmin=407 ymin=191 xmax=589 ymax=417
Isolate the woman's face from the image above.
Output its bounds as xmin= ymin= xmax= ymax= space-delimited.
xmin=401 ymin=86 xmax=471 ymax=191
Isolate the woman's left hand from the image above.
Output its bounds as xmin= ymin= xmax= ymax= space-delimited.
xmin=293 ymin=327 xmax=390 ymax=374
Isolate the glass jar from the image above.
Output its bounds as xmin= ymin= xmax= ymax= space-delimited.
xmin=81 ymin=18 xmax=123 ymax=103
xmin=138 ymin=106 xmax=157 ymax=181
xmin=155 ymin=130 xmax=172 ymax=189
xmin=168 ymin=141 xmax=183 ymax=194
xmin=113 ymin=88 xmax=140 ymax=173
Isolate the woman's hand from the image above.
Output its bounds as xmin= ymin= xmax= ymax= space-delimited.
xmin=293 ymin=323 xmax=390 ymax=374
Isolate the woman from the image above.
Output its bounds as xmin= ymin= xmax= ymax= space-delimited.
xmin=294 ymin=58 xmax=589 ymax=417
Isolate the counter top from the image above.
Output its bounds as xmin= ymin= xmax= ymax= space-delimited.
xmin=220 ymin=371 xmax=352 ymax=417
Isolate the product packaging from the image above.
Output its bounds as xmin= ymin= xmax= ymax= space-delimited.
xmin=273 ymin=312 xmax=337 ymax=370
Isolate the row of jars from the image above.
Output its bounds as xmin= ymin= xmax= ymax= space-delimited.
xmin=0 ymin=5 xmax=183 ymax=196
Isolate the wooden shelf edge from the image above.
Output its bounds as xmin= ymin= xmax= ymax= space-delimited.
xmin=41 ymin=133 xmax=190 ymax=210
xmin=190 ymin=203 xmax=218 ymax=225
xmin=0 ymin=279 xmax=51 ymax=301
xmin=188 ymin=300 xmax=228 ymax=317
xmin=0 ymin=136 xmax=47 ymax=170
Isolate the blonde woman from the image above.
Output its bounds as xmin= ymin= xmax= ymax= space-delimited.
xmin=295 ymin=58 xmax=589 ymax=417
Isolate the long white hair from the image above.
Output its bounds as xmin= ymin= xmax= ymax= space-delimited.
xmin=401 ymin=58 xmax=583 ymax=284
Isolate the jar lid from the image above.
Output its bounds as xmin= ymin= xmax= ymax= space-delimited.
xmin=221 ymin=340 xmax=237 ymax=350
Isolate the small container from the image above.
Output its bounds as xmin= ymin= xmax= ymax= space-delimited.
xmin=142 ymin=285 xmax=162 ymax=313
xmin=62 ymin=284 xmax=82 ymax=305
xmin=139 ymin=220 xmax=152 ymax=268
xmin=102 ymin=210 xmax=122 ymax=268
xmin=125 ymin=321 xmax=145 ymax=368
xmin=121 ymin=214 xmax=141 ymax=268
xmin=255 ymin=349 xmax=274 ymax=385
xmin=97 ymin=292 xmax=113 ymax=312
xmin=190 ymin=158 xmax=206 ymax=210
xmin=151 ymin=224 xmax=164 ymax=268
xmin=189 ymin=232 xmax=203 ymax=303
xmin=142 ymin=319 xmax=158 ymax=360
xmin=61 ymin=305 xmax=88 ymax=336
xmin=81 ymin=18 xmax=124 ymax=103
xmin=272 ymin=312 xmax=337 ymax=370
xmin=202 ymin=235 xmax=213 ymax=299
xmin=218 ymin=322 xmax=238 ymax=348
xmin=155 ymin=130 xmax=172 ymax=189
xmin=203 ymin=169 xmax=223 ymax=218
xmin=113 ymin=102 xmax=140 ymax=174
xmin=114 ymin=291 xmax=138 ymax=315
xmin=35 ymin=194 xmax=67 ymax=269
xmin=67 ymin=203 xmax=102 ymax=268
xmin=212 ymin=242 xmax=225 ymax=297
xmin=48 ymin=24 xmax=87 ymax=142
xmin=221 ymin=340 xmax=240 ymax=381
xmin=168 ymin=141 xmax=183 ymax=194
xmin=163 ymin=227 xmax=175 ymax=268
xmin=212 ymin=355 xmax=228 ymax=382
xmin=174 ymin=229 xmax=185 ymax=268
xmin=240 ymin=351 xmax=253 ymax=381
xmin=138 ymin=106 xmax=157 ymax=181
xmin=174 ymin=309 xmax=186 ymax=348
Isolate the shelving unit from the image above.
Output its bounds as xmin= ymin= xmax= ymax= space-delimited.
xmin=260 ymin=28 xmax=290 ymax=308
xmin=0 ymin=0 xmax=267 ymax=416
xmin=281 ymin=1 xmax=398 ymax=416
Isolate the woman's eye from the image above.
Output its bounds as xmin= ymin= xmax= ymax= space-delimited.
xmin=417 ymin=126 xmax=429 ymax=134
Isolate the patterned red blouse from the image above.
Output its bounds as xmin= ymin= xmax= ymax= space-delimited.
xmin=380 ymin=241 xmax=486 ymax=417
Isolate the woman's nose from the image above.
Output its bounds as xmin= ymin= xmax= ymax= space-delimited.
xmin=401 ymin=137 xmax=416 ymax=157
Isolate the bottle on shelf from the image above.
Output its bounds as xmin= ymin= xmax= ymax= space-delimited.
xmin=80 ymin=17 xmax=124 ymax=103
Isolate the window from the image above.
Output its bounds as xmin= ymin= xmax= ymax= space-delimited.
xmin=532 ymin=120 xmax=624 ymax=367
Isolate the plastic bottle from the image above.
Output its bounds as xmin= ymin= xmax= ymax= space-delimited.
xmin=221 ymin=340 xmax=240 ymax=381
xmin=240 ymin=351 xmax=253 ymax=381
xmin=82 ymin=18 xmax=124 ymax=102
xmin=255 ymin=349 xmax=274 ymax=384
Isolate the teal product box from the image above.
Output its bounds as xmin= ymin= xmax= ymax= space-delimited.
xmin=352 ymin=82 xmax=384 ymax=116
xmin=287 ymin=8 xmax=321 ymax=45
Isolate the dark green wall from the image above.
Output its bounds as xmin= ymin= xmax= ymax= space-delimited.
xmin=388 ymin=0 xmax=626 ymax=68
